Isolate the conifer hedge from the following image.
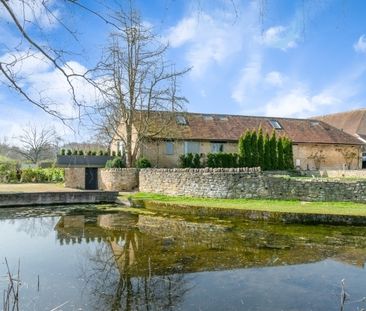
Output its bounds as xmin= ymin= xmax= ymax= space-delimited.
xmin=238 ymin=128 xmax=294 ymax=170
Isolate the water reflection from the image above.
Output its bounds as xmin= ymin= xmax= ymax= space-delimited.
xmin=54 ymin=211 xmax=366 ymax=310
xmin=1 ymin=207 xmax=366 ymax=310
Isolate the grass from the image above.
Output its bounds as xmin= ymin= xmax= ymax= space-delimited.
xmin=125 ymin=192 xmax=366 ymax=217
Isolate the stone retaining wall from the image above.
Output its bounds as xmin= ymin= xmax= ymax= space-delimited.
xmin=99 ymin=168 xmax=138 ymax=191
xmin=0 ymin=191 xmax=118 ymax=207
xmin=139 ymin=168 xmax=366 ymax=202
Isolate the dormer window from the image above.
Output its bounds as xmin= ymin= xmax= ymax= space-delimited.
xmin=269 ymin=119 xmax=282 ymax=129
xmin=176 ymin=115 xmax=188 ymax=125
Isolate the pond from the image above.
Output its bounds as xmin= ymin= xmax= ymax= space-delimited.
xmin=1 ymin=205 xmax=366 ymax=310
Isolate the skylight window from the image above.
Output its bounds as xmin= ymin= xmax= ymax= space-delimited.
xmin=269 ymin=119 xmax=282 ymax=129
xmin=176 ymin=115 xmax=188 ymax=125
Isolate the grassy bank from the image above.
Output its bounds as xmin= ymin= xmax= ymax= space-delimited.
xmin=126 ymin=192 xmax=366 ymax=217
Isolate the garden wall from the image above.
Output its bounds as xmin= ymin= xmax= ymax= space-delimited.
xmin=99 ymin=168 xmax=139 ymax=191
xmin=139 ymin=168 xmax=366 ymax=202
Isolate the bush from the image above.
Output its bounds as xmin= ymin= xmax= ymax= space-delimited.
xmin=92 ymin=151 xmax=97 ymax=156
xmin=135 ymin=157 xmax=152 ymax=168
xmin=73 ymin=150 xmax=78 ymax=155
xmin=179 ymin=153 xmax=202 ymax=168
xmin=20 ymin=167 xmax=64 ymax=183
xmin=104 ymin=151 xmax=109 ymax=156
xmin=78 ymin=150 xmax=84 ymax=156
xmin=0 ymin=161 xmax=19 ymax=183
xmin=98 ymin=150 xmax=104 ymax=156
xmin=60 ymin=149 xmax=66 ymax=155
xmin=87 ymin=150 xmax=92 ymax=156
xmin=206 ymin=153 xmax=238 ymax=168
xmin=66 ymin=149 xmax=72 ymax=156
xmin=112 ymin=151 xmax=116 ymax=157
xmin=105 ymin=157 xmax=125 ymax=168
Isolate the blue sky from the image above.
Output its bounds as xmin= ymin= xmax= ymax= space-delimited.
xmin=1 ymin=0 xmax=366 ymax=143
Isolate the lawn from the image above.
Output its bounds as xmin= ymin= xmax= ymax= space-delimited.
xmin=126 ymin=192 xmax=366 ymax=216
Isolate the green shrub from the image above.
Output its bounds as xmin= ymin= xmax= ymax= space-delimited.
xmin=66 ymin=149 xmax=72 ymax=155
xmin=60 ymin=149 xmax=66 ymax=155
xmin=193 ymin=154 xmax=201 ymax=168
xmin=98 ymin=150 xmax=104 ymax=156
xmin=135 ymin=157 xmax=152 ymax=168
xmin=20 ymin=167 xmax=64 ymax=183
xmin=73 ymin=150 xmax=78 ymax=155
xmin=104 ymin=151 xmax=109 ymax=156
xmin=117 ymin=151 xmax=122 ymax=157
xmin=105 ymin=157 xmax=125 ymax=168
xmin=112 ymin=151 xmax=116 ymax=157
xmin=206 ymin=153 xmax=238 ymax=168
xmin=78 ymin=150 xmax=84 ymax=156
xmin=179 ymin=153 xmax=196 ymax=168
xmin=87 ymin=150 xmax=92 ymax=156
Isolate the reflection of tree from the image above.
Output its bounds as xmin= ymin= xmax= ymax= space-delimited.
xmin=13 ymin=217 xmax=57 ymax=238
xmin=82 ymin=230 xmax=191 ymax=311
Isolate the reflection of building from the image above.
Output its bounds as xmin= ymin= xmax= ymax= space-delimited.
xmin=54 ymin=212 xmax=366 ymax=275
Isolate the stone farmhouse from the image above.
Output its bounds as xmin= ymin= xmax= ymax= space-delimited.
xmin=111 ymin=111 xmax=363 ymax=170
xmin=315 ymin=109 xmax=366 ymax=168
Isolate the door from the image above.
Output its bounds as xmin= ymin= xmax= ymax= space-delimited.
xmin=85 ymin=168 xmax=98 ymax=190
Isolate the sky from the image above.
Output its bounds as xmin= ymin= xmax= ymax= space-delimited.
xmin=1 ymin=0 xmax=366 ymax=143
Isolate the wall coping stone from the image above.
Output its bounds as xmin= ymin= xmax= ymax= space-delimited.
xmin=140 ymin=167 xmax=261 ymax=173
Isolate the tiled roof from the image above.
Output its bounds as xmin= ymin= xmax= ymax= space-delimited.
xmin=315 ymin=109 xmax=366 ymax=137
xmin=137 ymin=111 xmax=363 ymax=145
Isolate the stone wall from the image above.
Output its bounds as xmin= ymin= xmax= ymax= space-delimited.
xmin=139 ymin=168 xmax=366 ymax=202
xmin=0 ymin=191 xmax=118 ymax=207
xmin=99 ymin=168 xmax=138 ymax=191
xmin=65 ymin=168 xmax=85 ymax=189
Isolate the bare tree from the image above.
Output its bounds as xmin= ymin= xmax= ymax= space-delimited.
xmin=17 ymin=124 xmax=59 ymax=164
xmin=91 ymin=9 xmax=189 ymax=167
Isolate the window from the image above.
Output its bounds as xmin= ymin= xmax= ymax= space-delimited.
xmin=211 ymin=142 xmax=224 ymax=153
xmin=165 ymin=141 xmax=174 ymax=155
xmin=269 ymin=119 xmax=282 ymax=129
xmin=184 ymin=141 xmax=200 ymax=154
xmin=176 ymin=115 xmax=188 ymax=125
xmin=117 ymin=141 xmax=125 ymax=154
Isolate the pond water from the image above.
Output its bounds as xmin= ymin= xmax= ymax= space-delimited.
xmin=1 ymin=205 xmax=366 ymax=311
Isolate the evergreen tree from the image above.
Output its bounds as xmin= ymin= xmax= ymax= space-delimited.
xmin=277 ymin=137 xmax=284 ymax=170
xmin=257 ymin=127 xmax=264 ymax=169
xmin=251 ymin=130 xmax=258 ymax=167
xmin=243 ymin=130 xmax=252 ymax=167
xmin=238 ymin=134 xmax=245 ymax=166
xmin=283 ymin=137 xmax=294 ymax=169
xmin=264 ymin=133 xmax=271 ymax=170
xmin=269 ymin=130 xmax=277 ymax=170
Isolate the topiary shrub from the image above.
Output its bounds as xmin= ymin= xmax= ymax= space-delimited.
xmin=98 ymin=150 xmax=104 ymax=156
xmin=105 ymin=157 xmax=125 ymax=168
xmin=91 ymin=151 xmax=97 ymax=156
xmin=73 ymin=150 xmax=78 ymax=155
xmin=60 ymin=149 xmax=66 ymax=155
xmin=66 ymin=149 xmax=72 ymax=156
xmin=78 ymin=150 xmax=84 ymax=156
xmin=112 ymin=151 xmax=116 ymax=157
xmin=135 ymin=157 xmax=152 ymax=168
xmin=87 ymin=150 xmax=92 ymax=156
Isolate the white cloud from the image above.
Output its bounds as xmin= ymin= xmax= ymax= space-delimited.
xmin=231 ymin=56 xmax=262 ymax=104
xmin=0 ymin=50 xmax=96 ymax=120
xmin=265 ymin=71 xmax=285 ymax=87
xmin=165 ymin=6 xmax=256 ymax=78
xmin=264 ymin=87 xmax=342 ymax=118
xmin=166 ymin=16 xmax=198 ymax=47
xmin=0 ymin=0 xmax=60 ymax=29
xmin=260 ymin=25 xmax=298 ymax=51
xmin=354 ymin=35 xmax=366 ymax=53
